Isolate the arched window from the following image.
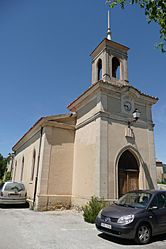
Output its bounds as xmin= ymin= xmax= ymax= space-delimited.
xmin=20 ymin=157 xmax=24 ymax=182
xmin=112 ymin=57 xmax=120 ymax=79
xmin=97 ymin=59 xmax=102 ymax=81
xmin=31 ymin=150 xmax=36 ymax=181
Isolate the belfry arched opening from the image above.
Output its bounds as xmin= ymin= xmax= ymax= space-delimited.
xmin=118 ymin=150 xmax=139 ymax=197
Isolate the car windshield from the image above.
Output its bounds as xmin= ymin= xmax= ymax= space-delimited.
xmin=116 ymin=192 xmax=152 ymax=209
xmin=4 ymin=182 xmax=25 ymax=192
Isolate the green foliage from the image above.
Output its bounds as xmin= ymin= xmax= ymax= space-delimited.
xmin=0 ymin=154 xmax=7 ymax=180
xmin=82 ymin=196 xmax=106 ymax=223
xmin=157 ymin=179 xmax=166 ymax=184
xmin=106 ymin=0 xmax=166 ymax=52
xmin=3 ymin=171 xmax=12 ymax=182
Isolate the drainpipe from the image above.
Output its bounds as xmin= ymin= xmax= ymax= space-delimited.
xmin=32 ymin=127 xmax=43 ymax=210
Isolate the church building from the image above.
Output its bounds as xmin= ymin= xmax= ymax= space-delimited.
xmin=12 ymin=12 xmax=158 ymax=210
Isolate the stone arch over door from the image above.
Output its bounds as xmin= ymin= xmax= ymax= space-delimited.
xmin=116 ymin=148 xmax=140 ymax=198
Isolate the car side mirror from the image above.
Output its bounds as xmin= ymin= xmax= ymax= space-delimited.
xmin=148 ymin=206 xmax=158 ymax=211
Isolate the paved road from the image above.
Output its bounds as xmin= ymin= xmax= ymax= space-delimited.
xmin=0 ymin=206 xmax=166 ymax=249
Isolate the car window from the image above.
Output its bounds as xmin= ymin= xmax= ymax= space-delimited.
xmin=157 ymin=193 xmax=166 ymax=209
xmin=149 ymin=195 xmax=158 ymax=208
xmin=0 ymin=183 xmax=4 ymax=190
xmin=150 ymin=193 xmax=166 ymax=209
xmin=117 ymin=192 xmax=151 ymax=208
xmin=4 ymin=182 xmax=25 ymax=192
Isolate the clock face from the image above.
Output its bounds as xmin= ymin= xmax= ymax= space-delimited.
xmin=124 ymin=101 xmax=132 ymax=112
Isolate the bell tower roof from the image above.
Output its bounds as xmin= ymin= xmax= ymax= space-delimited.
xmin=90 ymin=38 xmax=129 ymax=58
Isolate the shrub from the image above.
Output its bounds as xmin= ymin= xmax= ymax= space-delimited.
xmin=82 ymin=196 xmax=106 ymax=223
xmin=157 ymin=180 xmax=166 ymax=184
xmin=3 ymin=171 xmax=12 ymax=182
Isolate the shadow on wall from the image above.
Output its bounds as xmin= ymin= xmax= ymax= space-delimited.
xmin=142 ymin=162 xmax=155 ymax=189
xmin=120 ymin=142 xmax=155 ymax=190
xmin=132 ymin=141 xmax=155 ymax=190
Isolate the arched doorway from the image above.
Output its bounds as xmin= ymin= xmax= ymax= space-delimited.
xmin=118 ymin=150 xmax=139 ymax=197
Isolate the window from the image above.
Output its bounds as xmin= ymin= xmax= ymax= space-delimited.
xmin=4 ymin=182 xmax=25 ymax=191
xmin=0 ymin=183 xmax=4 ymax=190
xmin=150 ymin=193 xmax=166 ymax=209
xmin=112 ymin=57 xmax=120 ymax=79
xmin=118 ymin=192 xmax=151 ymax=208
xmin=97 ymin=59 xmax=102 ymax=81
xmin=149 ymin=195 xmax=158 ymax=208
xmin=31 ymin=150 xmax=36 ymax=181
xmin=157 ymin=193 xmax=166 ymax=208
xmin=20 ymin=157 xmax=24 ymax=182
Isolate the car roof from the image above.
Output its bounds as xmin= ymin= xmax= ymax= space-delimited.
xmin=128 ymin=189 xmax=166 ymax=195
xmin=5 ymin=181 xmax=23 ymax=184
xmin=4 ymin=181 xmax=25 ymax=186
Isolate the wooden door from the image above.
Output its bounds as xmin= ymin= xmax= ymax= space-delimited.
xmin=127 ymin=171 xmax=139 ymax=192
xmin=119 ymin=171 xmax=127 ymax=197
xmin=119 ymin=171 xmax=138 ymax=197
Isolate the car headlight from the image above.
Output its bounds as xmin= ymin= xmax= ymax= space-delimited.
xmin=97 ymin=209 xmax=103 ymax=219
xmin=117 ymin=214 xmax=134 ymax=224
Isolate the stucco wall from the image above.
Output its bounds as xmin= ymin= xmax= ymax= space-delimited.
xmin=36 ymin=126 xmax=75 ymax=210
xmin=156 ymin=165 xmax=164 ymax=182
xmin=72 ymin=121 xmax=97 ymax=206
xmin=107 ymin=121 xmax=157 ymax=200
xmin=12 ymin=130 xmax=41 ymax=200
xmin=71 ymin=86 xmax=157 ymax=207
xmin=47 ymin=127 xmax=74 ymax=195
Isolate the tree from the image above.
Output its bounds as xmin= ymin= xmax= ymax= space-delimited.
xmin=0 ymin=154 xmax=7 ymax=180
xmin=106 ymin=0 xmax=166 ymax=52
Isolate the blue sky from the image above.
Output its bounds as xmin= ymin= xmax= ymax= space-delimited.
xmin=0 ymin=0 xmax=165 ymax=162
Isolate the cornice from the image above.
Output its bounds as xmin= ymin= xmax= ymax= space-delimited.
xmin=45 ymin=121 xmax=75 ymax=130
xmin=68 ymin=81 xmax=158 ymax=113
xmin=90 ymin=38 xmax=129 ymax=59
xmin=13 ymin=114 xmax=76 ymax=152
xmin=76 ymin=110 xmax=154 ymax=131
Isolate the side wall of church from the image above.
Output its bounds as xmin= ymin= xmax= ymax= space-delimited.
xmin=12 ymin=129 xmax=42 ymax=202
xmin=36 ymin=126 xmax=75 ymax=210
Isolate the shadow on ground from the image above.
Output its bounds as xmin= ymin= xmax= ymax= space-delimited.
xmin=98 ymin=232 xmax=166 ymax=246
xmin=0 ymin=202 xmax=29 ymax=209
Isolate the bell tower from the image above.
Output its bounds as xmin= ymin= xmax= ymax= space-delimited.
xmin=91 ymin=11 xmax=129 ymax=85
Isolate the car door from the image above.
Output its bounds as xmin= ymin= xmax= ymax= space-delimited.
xmin=149 ymin=193 xmax=166 ymax=234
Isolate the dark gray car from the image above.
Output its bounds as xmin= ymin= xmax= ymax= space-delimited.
xmin=96 ymin=190 xmax=166 ymax=244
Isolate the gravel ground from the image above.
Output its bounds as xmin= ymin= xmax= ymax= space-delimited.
xmin=0 ymin=207 xmax=166 ymax=249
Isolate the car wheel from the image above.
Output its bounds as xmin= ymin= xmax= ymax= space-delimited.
xmin=135 ymin=224 xmax=151 ymax=244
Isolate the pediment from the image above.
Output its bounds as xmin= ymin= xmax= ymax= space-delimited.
xmin=68 ymin=81 xmax=158 ymax=113
xmin=120 ymin=85 xmax=158 ymax=105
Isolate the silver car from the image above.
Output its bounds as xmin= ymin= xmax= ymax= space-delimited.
xmin=0 ymin=181 xmax=27 ymax=205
